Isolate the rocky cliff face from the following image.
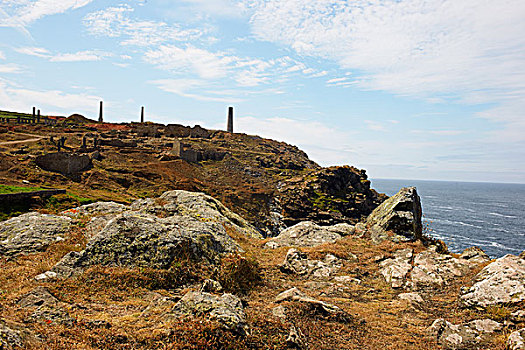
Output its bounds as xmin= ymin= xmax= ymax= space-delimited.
xmin=277 ymin=166 xmax=386 ymax=227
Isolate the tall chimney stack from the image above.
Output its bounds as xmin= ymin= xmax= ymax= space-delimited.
xmin=98 ymin=101 xmax=103 ymax=123
xmin=227 ymin=106 xmax=234 ymax=133
xmin=141 ymin=106 xmax=145 ymax=123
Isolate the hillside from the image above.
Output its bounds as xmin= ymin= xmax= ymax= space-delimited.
xmin=0 ymin=115 xmax=523 ymax=350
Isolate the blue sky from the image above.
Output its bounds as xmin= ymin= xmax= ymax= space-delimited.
xmin=1 ymin=0 xmax=524 ymax=183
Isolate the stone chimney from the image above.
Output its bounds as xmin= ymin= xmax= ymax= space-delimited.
xmin=141 ymin=106 xmax=145 ymax=123
xmin=98 ymin=101 xmax=103 ymax=123
xmin=227 ymin=106 xmax=234 ymax=133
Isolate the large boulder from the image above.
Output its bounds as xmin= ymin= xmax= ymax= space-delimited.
xmin=49 ymin=213 xmax=241 ymax=278
xmin=428 ymin=318 xmax=502 ymax=349
xmin=0 ymin=213 xmax=71 ymax=257
xmin=265 ymin=221 xmax=354 ymax=248
xmin=168 ymin=291 xmax=248 ymax=335
xmin=365 ymin=187 xmax=422 ymax=243
xmin=131 ymin=190 xmax=261 ymax=238
xmin=460 ymin=254 xmax=525 ymax=307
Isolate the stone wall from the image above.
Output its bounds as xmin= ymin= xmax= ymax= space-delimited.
xmin=35 ymin=152 xmax=92 ymax=175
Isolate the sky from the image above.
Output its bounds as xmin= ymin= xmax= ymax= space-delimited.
xmin=0 ymin=0 xmax=524 ymax=184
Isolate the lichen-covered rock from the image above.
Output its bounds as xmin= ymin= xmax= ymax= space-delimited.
xmin=459 ymin=247 xmax=490 ymax=264
xmin=49 ymin=213 xmax=241 ymax=278
xmin=18 ymin=287 xmax=74 ymax=325
xmin=266 ymin=221 xmax=354 ymax=248
xmin=409 ymin=250 xmax=471 ymax=289
xmin=0 ymin=213 xmax=71 ymax=257
xmin=62 ymin=202 xmax=128 ymax=217
xmin=0 ymin=319 xmax=23 ymax=350
xmin=168 ymin=292 xmax=248 ymax=335
xmin=275 ymin=287 xmax=343 ymax=315
xmin=280 ymin=248 xmax=342 ymax=278
xmin=428 ymin=318 xmax=501 ymax=349
xmin=131 ymin=190 xmax=261 ymax=238
xmin=508 ymin=329 xmax=525 ymax=350
xmin=277 ymin=166 xmax=386 ymax=226
xmin=380 ymin=248 xmax=475 ymax=290
xmin=398 ymin=292 xmax=424 ymax=305
xmin=365 ymin=187 xmax=422 ymax=243
xmin=460 ymin=254 xmax=525 ymax=307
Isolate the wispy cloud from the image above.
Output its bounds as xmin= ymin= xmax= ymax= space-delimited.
xmin=245 ymin=0 xmax=525 ymax=138
xmin=15 ymin=47 xmax=113 ymax=62
xmin=83 ymin=6 xmax=205 ymax=47
xmin=0 ymin=0 xmax=93 ymax=27
xmin=0 ymin=63 xmax=23 ymax=73
xmin=149 ymin=79 xmax=243 ymax=103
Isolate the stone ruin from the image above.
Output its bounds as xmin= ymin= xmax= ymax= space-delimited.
xmin=135 ymin=124 xmax=160 ymax=138
xmin=171 ymin=139 xmax=226 ymax=163
xmin=35 ymin=152 xmax=92 ymax=175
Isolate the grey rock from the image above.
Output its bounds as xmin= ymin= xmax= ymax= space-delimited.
xmin=266 ymin=221 xmax=354 ymax=248
xmin=200 ymin=279 xmax=223 ymax=293
xmin=409 ymin=250 xmax=470 ymax=289
xmin=398 ymin=292 xmax=424 ymax=304
xmin=508 ymin=329 xmax=525 ymax=350
xmin=428 ymin=318 xmax=501 ymax=349
xmin=0 ymin=213 xmax=71 ymax=257
xmin=379 ymin=248 xmax=413 ymax=289
xmin=169 ymin=292 xmax=248 ymax=335
xmin=0 ymin=319 xmax=23 ymax=350
xmin=274 ymin=287 xmax=342 ymax=315
xmin=287 ymin=324 xmax=307 ymax=349
xmin=459 ymin=247 xmax=490 ymax=264
xmin=61 ymin=202 xmax=128 ymax=217
xmin=50 ymin=213 xmax=241 ymax=278
xmin=460 ymin=254 xmax=525 ymax=307
xmin=272 ymin=305 xmax=287 ymax=319
xmin=131 ymin=190 xmax=261 ymax=238
xmin=280 ymin=248 xmax=341 ymax=278
xmin=365 ymin=187 xmax=422 ymax=243
xmin=17 ymin=287 xmax=74 ymax=325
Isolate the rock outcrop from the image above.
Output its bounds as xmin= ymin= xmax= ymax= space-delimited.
xmin=277 ymin=166 xmax=386 ymax=227
xmin=0 ymin=213 xmax=71 ymax=257
xmin=380 ymin=247 xmax=479 ymax=290
xmin=131 ymin=190 xmax=261 ymax=238
xmin=265 ymin=221 xmax=354 ymax=248
xmin=365 ymin=187 xmax=422 ymax=243
xmin=428 ymin=318 xmax=502 ymax=349
xmin=168 ymin=292 xmax=248 ymax=335
xmin=49 ymin=213 xmax=241 ymax=278
xmin=460 ymin=254 xmax=525 ymax=307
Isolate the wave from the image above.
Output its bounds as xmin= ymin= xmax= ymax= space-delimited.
xmin=488 ymin=212 xmax=516 ymax=218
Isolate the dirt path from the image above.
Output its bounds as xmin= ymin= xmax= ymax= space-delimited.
xmin=0 ymin=133 xmax=46 ymax=146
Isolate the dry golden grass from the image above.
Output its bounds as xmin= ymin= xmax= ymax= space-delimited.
xmin=0 ymin=222 xmax=522 ymax=349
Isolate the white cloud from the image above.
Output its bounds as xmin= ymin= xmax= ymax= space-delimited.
xmin=15 ymin=47 xmax=112 ymax=62
xmin=83 ymin=6 xmax=204 ymax=47
xmin=0 ymin=78 xmax=101 ymax=114
xmin=180 ymin=0 xmax=249 ymax=18
xmin=0 ymin=64 xmax=23 ymax=73
xmin=49 ymin=50 xmax=113 ymax=62
xmin=245 ymin=0 xmax=525 ymax=137
xmin=15 ymin=46 xmax=50 ymax=58
xmin=0 ymin=51 xmax=5 ymax=60
xmin=149 ymin=79 xmax=242 ymax=103
xmin=0 ymin=0 xmax=93 ymax=27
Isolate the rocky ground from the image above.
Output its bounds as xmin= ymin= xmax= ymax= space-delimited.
xmin=1 ymin=186 xmax=524 ymax=349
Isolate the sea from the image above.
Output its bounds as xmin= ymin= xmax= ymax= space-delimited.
xmin=370 ymin=179 xmax=525 ymax=258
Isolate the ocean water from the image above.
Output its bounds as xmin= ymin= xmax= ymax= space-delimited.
xmin=371 ymin=179 xmax=525 ymax=258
